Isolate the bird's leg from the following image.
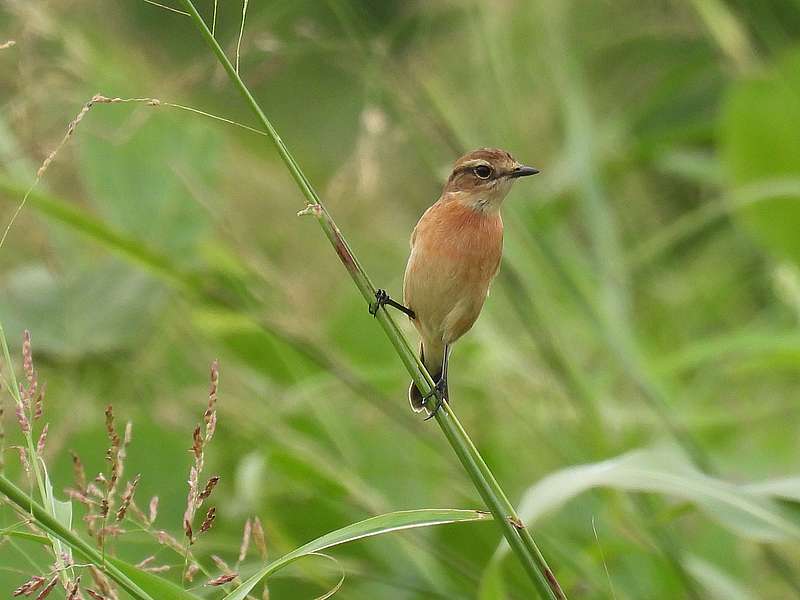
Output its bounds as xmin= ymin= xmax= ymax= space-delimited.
xmin=370 ymin=289 xmax=416 ymax=319
xmin=422 ymin=378 xmax=447 ymax=421
xmin=424 ymin=345 xmax=450 ymax=421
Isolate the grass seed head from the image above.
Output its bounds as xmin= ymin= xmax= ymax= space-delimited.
xmin=183 ymin=465 xmax=199 ymax=531
xmin=88 ymin=566 xmax=116 ymax=599
xmin=87 ymin=482 xmax=103 ymax=499
xmin=191 ymin=425 xmax=203 ymax=460
xmin=155 ymin=529 xmax=184 ymax=553
xmin=103 ymin=406 xmax=122 ymax=496
xmin=13 ymin=446 xmax=30 ymax=477
xmin=148 ymin=496 xmax=159 ymax=524
xmin=65 ymin=576 xmax=81 ymax=600
xmin=200 ymin=506 xmax=216 ymax=534
xmin=207 ymin=573 xmax=237 ymax=587
xmin=134 ymin=556 xmax=168 ymax=574
xmin=204 ymin=360 xmax=219 ymax=441
xmin=206 ymin=360 xmax=219 ymax=417
xmin=104 ymin=406 xmax=120 ymax=449
xmin=252 ymin=516 xmax=267 ymax=560
xmin=143 ymin=564 xmax=170 ymax=573
xmin=184 ymin=562 xmax=200 ymax=582
xmin=70 ymin=451 xmax=87 ymax=491
xmin=238 ymin=518 xmax=252 ymax=563
xmin=33 ymin=576 xmax=58 ymax=600
xmin=65 ymin=488 xmax=94 ymax=507
xmin=115 ymin=474 xmax=141 ymax=522
xmin=15 ymin=399 xmax=30 ymax=434
xmin=36 ymin=423 xmax=48 ymax=457
xmin=99 ymin=524 xmax=125 ymax=538
xmin=211 ymin=554 xmax=232 ymax=573
xmin=199 ymin=475 xmax=219 ymax=501
xmin=183 ymin=519 xmax=193 ymax=544
xmin=21 ymin=331 xmax=36 ymax=402
xmin=34 ymin=382 xmax=45 ymax=420
xmin=13 ymin=575 xmax=46 ymax=596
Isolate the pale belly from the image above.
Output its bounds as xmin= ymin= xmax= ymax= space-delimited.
xmin=403 ymin=240 xmax=498 ymax=346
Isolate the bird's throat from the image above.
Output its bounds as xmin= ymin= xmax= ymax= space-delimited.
xmin=448 ymin=178 xmax=512 ymax=214
xmin=448 ymin=191 xmax=503 ymax=214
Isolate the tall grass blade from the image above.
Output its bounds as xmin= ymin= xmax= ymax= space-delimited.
xmin=514 ymin=444 xmax=800 ymax=542
xmin=175 ymin=1 xmax=566 ymax=597
xmin=222 ymin=509 xmax=493 ymax=600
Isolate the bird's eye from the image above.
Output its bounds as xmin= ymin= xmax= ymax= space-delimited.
xmin=473 ymin=165 xmax=492 ymax=179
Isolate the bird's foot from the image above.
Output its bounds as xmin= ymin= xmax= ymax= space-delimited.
xmin=423 ymin=378 xmax=448 ymax=421
xmin=369 ymin=289 xmax=389 ymax=316
xmin=370 ymin=289 xmax=416 ymax=319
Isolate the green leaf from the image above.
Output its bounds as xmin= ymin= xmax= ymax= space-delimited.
xmin=43 ymin=462 xmax=74 ymax=572
xmin=513 ymin=444 xmax=800 ymax=543
xmin=720 ymin=49 xmax=800 ymax=264
xmin=0 ymin=529 xmax=50 ymax=545
xmin=745 ymin=477 xmax=800 ymax=503
xmin=222 ymin=509 xmax=493 ymax=600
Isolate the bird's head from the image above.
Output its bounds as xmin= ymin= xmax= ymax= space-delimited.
xmin=443 ymin=148 xmax=539 ymax=212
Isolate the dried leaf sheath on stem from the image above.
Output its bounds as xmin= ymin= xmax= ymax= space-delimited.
xmin=176 ymin=1 xmax=565 ymax=597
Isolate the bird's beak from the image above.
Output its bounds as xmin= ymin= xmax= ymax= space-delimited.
xmin=508 ymin=165 xmax=540 ymax=178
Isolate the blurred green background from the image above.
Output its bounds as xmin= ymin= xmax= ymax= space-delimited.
xmin=2 ymin=0 xmax=800 ymax=598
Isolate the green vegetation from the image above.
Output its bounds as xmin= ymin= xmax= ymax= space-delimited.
xmin=2 ymin=1 xmax=800 ymax=598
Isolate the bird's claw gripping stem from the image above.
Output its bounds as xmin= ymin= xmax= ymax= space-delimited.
xmin=369 ymin=289 xmax=389 ymax=316
xmin=370 ymin=289 xmax=416 ymax=319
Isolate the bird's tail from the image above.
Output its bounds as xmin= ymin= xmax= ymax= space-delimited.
xmin=408 ymin=342 xmax=446 ymax=412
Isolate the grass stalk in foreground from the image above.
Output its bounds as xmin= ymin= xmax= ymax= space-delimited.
xmin=0 ymin=474 xmax=154 ymax=600
xmin=176 ymin=1 xmax=565 ymax=597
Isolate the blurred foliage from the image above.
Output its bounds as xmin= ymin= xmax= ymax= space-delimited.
xmin=2 ymin=0 xmax=800 ymax=598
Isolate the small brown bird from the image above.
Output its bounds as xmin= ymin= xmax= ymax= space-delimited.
xmin=371 ymin=148 xmax=539 ymax=416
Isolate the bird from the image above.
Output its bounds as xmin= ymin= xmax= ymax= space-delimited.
xmin=370 ymin=148 xmax=539 ymax=417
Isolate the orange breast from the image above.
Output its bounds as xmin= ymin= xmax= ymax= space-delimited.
xmin=403 ymin=199 xmax=503 ymax=345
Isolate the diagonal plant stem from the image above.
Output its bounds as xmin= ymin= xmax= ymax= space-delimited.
xmin=0 ymin=475 xmax=155 ymax=600
xmin=176 ymin=1 xmax=565 ymax=598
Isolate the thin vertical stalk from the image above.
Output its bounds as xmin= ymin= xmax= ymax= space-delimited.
xmin=176 ymin=1 xmax=565 ymax=597
xmin=0 ymin=324 xmax=46 ymax=502
xmin=0 ymin=324 xmax=76 ymax=588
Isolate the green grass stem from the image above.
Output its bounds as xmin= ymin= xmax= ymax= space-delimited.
xmin=176 ymin=1 xmax=565 ymax=597
xmin=0 ymin=474 xmax=155 ymax=600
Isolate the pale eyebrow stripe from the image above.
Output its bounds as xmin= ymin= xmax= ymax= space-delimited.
xmin=459 ymin=160 xmax=491 ymax=168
